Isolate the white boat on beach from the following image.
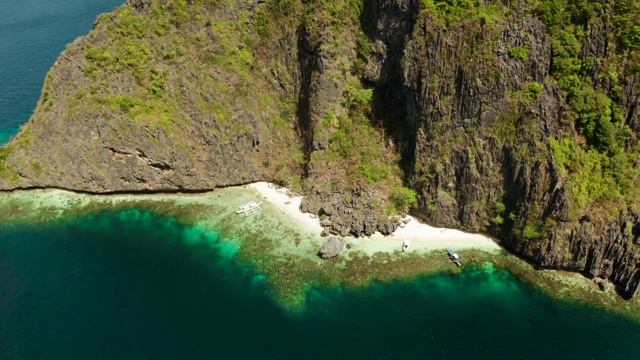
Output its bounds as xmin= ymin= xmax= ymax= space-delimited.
xmin=447 ymin=247 xmax=461 ymax=266
xmin=236 ymin=201 xmax=263 ymax=215
xmin=403 ymin=238 xmax=411 ymax=251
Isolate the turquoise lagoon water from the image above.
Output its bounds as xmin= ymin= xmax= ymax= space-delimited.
xmin=1 ymin=1 xmax=640 ymax=359
xmin=1 ymin=211 xmax=640 ymax=359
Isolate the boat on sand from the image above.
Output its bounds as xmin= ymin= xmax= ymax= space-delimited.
xmin=447 ymin=248 xmax=461 ymax=266
xmin=236 ymin=201 xmax=263 ymax=215
xmin=403 ymin=238 xmax=411 ymax=251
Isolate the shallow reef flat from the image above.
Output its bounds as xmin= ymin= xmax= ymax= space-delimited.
xmin=0 ymin=187 xmax=639 ymax=319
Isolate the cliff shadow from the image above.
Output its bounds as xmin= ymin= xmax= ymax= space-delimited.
xmin=361 ymin=0 xmax=420 ymax=178
xmin=296 ymin=23 xmax=315 ymax=178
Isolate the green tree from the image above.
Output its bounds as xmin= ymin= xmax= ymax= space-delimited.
xmin=391 ymin=187 xmax=418 ymax=211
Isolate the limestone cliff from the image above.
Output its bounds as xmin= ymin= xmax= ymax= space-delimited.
xmin=1 ymin=0 xmax=639 ymax=297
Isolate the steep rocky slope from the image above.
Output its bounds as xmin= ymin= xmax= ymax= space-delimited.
xmin=0 ymin=0 xmax=304 ymax=192
xmin=1 ymin=0 xmax=639 ymax=297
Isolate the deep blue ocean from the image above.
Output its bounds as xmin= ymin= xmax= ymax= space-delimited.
xmin=0 ymin=0 xmax=124 ymax=144
xmin=1 ymin=1 xmax=640 ymax=359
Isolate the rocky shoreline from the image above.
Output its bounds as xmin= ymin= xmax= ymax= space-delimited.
xmin=3 ymin=186 xmax=639 ymax=321
xmin=300 ymin=189 xmax=400 ymax=238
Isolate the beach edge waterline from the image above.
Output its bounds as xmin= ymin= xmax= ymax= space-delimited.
xmin=1 ymin=184 xmax=639 ymax=320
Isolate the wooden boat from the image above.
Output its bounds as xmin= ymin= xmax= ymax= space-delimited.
xmin=403 ymin=238 xmax=411 ymax=251
xmin=447 ymin=248 xmax=461 ymax=266
xmin=236 ymin=201 xmax=263 ymax=215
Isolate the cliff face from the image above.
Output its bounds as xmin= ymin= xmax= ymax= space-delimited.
xmin=1 ymin=0 xmax=640 ymax=297
xmin=397 ymin=2 xmax=640 ymax=297
xmin=0 ymin=0 xmax=304 ymax=192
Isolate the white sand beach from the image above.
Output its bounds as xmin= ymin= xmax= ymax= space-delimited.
xmin=247 ymin=182 xmax=501 ymax=255
xmin=1 ymin=183 xmax=500 ymax=258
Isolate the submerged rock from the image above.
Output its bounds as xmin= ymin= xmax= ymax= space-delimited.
xmin=319 ymin=236 xmax=343 ymax=259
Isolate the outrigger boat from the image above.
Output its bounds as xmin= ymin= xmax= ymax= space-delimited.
xmin=447 ymin=248 xmax=461 ymax=267
xmin=236 ymin=201 xmax=263 ymax=216
xmin=403 ymin=238 xmax=411 ymax=251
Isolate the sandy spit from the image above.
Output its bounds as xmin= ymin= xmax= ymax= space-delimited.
xmin=247 ymin=182 xmax=501 ymax=256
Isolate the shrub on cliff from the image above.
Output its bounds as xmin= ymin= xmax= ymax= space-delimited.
xmin=390 ymin=187 xmax=418 ymax=213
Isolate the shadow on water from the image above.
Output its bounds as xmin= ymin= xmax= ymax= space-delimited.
xmin=299 ymin=265 xmax=640 ymax=359
xmin=0 ymin=211 xmax=286 ymax=358
xmin=1 ymin=211 xmax=640 ymax=359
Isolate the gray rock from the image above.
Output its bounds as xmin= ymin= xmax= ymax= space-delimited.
xmin=319 ymin=236 xmax=343 ymax=259
xmin=320 ymin=204 xmax=334 ymax=216
xmin=340 ymin=227 xmax=350 ymax=237
xmin=350 ymin=221 xmax=364 ymax=236
xmin=363 ymin=221 xmax=376 ymax=236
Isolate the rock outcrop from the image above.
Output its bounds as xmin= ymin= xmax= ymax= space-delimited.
xmin=319 ymin=236 xmax=343 ymax=259
xmin=303 ymin=188 xmax=398 ymax=237
xmin=0 ymin=0 xmax=639 ymax=298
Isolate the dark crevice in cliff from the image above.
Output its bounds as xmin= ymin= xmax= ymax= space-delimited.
xmin=624 ymin=76 xmax=639 ymax=133
xmin=296 ymin=24 xmax=314 ymax=178
xmin=361 ymin=0 xmax=420 ymax=178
